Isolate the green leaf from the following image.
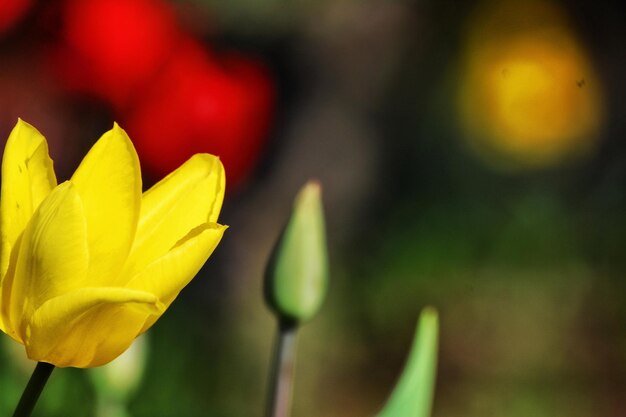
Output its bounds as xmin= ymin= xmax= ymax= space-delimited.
xmin=377 ymin=307 xmax=439 ymax=417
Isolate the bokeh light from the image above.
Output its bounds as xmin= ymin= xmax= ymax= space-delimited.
xmin=457 ymin=0 xmax=605 ymax=169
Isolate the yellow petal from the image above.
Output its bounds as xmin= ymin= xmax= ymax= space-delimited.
xmin=125 ymin=154 xmax=224 ymax=278
xmin=24 ymin=287 xmax=161 ymax=368
xmin=0 ymin=120 xmax=57 ymax=332
xmin=70 ymin=123 xmax=141 ymax=286
xmin=127 ymin=222 xmax=226 ymax=333
xmin=4 ymin=182 xmax=88 ymax=341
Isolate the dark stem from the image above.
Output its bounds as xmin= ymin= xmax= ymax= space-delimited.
xmin=266 ymin=319 xmax=299 ymax=417
xmin=13 ymin=362 xmax=55 ymax=417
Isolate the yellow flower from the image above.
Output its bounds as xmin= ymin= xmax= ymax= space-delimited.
xmin=457 ymin=0 xmax=604 ymax=169
xmin=0 ymin=120 xmax=226 ymax=368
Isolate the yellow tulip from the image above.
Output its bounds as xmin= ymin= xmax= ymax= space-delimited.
xmin=0 ymin=119 xmax=226 ymax=368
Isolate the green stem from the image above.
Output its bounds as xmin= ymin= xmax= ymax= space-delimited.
xmin=13 ymin=362 xmax=55 ymax=417
xmin=266 ymin=320 xmax=298 ymax=417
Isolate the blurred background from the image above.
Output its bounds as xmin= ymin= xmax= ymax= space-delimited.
xmin=0 ymin=0 xmax=625 ymax=416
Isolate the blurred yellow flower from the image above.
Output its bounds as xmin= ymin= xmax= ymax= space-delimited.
xmin=457 ymin=0 xmax=605 ymax=169
xmin=0 ymin=120 xmax=226 ymax=368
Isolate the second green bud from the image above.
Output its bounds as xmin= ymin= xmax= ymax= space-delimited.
xmin=265 ymin=181 xmax=329 ymax=323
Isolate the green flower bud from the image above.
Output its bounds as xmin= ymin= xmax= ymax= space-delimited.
xmin=265 ymin=181 xmax=329 ymax=323
xmin=377 ymin=307 xmax=439 ymax=417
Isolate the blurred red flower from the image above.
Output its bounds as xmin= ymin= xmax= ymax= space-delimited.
xmin=124 ymin=41 xmax=275 ymax=188
xmin=50 ymin=0 xmax=275 ymax=189
xmin=0 ymin=0 xmax=31 ymax=33
xmin=53 ymin=0 xmax=181 ymax=109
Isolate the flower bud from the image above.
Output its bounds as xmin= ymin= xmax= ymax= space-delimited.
xmin=377 ymin=307 xmax=439 ymax=417
xmin=265 ymin=181 xmax=329 ymax=323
